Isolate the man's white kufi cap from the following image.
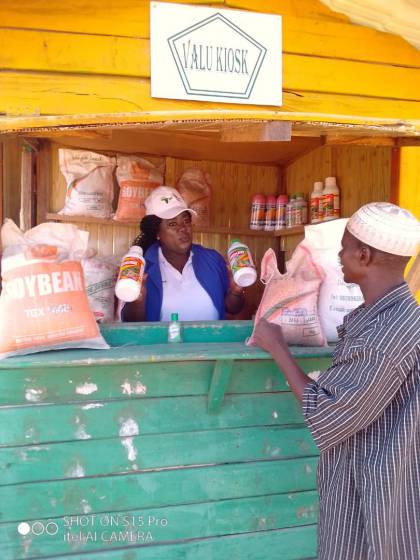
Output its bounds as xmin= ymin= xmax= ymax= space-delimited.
xmin=347 ymin=202 xmax=420 ymax=257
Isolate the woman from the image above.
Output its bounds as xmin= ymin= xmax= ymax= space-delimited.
xmin=122 ymin=186 xmax=245 ymax=321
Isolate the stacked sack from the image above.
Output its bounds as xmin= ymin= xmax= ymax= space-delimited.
xmin=58 ymin=149 xmax=164 ymax=223
xmin=0 ymin=220 xmax=109 ymax=360
xmin=249 ymin=218 xmax=364 ymax=347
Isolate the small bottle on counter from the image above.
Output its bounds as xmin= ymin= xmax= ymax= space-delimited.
xmin=275 ymin=194 xmax=288 ymax=230
xmin=322 ymin=177 xmax=340 ymax=221
xmin=310 ymin=181 xmax=323 ymax=223
xmin=250 ymin=194 xmax=266 ymax=230
xmin=168 ymin=312 xmax=182 ymax=343
xmin=115 ymin=246 xmax=145 ymax=302
xmin=264 ymin=195 xmax=277 ymax=231
xmin=227 ymin=239 xmax=257 ymax=287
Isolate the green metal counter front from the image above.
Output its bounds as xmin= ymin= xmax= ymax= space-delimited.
xmin=0 ymin=321 xmax=332 ymax=560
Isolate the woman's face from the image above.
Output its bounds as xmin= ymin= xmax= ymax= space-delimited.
xmin=159 ymin=211 xmax=193 ymax=254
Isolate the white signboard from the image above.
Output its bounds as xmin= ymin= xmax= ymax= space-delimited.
xmin=150 ymin=2 xmax=282 ymax=106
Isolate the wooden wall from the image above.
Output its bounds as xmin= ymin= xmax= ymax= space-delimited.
xmin=282 ymin=144 xmax=393 ymax=259
xmin=0 ymin=0 xmax=419 ymax=132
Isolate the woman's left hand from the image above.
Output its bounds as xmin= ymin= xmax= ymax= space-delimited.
xmin=227 ymin=266 xmax=244 ymax=296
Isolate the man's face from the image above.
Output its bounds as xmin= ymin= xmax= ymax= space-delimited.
xmin=339 ymin=229 xmax=363 ymax=284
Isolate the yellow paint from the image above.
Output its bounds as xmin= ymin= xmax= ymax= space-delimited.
xmin=2 ymin=27 xmax=419 ymax=96
xmin=399 ymin=147 xmax=420 ymax=302
xmin=283 ymin=16 xmax=420 ymax=68
xmin=1 ymin=72 xmax=419 ymax=133
xmin=0 ymin=29 xmax=150 ymax=77
xmin=0 ymin=0 xmax=342 ymax=37
xmin=399 ymin=147 xmax=420 ymax=219
xmin=283 ymin=54 xmax=419 ymax=101
xmin=0 ymin=0 xmax=224 ymax=37
xmin=227 ymin=0 xmax=347 ymax=21
xmin=0 ymin=0 xmax=419 ymax=134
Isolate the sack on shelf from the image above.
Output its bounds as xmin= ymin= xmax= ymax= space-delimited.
xmin=0 ymin=220 xmax=109 ymax=360
xmin=303 ymin=219 xmax=364 ymax=342
xmin=81 ymin=250 xmax=120 ymax=323
xmin=248 ymin=245 xmax=327 ymax=347
xmin=176 ymin=167 xmax=211 ymax=227
xmin=58 ymin=149 xmax=115 ymax=219
xmin=114 ymin=156 xmax=164 ymax=222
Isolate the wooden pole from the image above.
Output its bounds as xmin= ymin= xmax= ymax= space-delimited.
xmin=20 ymin=143 xmax=35 ymax=231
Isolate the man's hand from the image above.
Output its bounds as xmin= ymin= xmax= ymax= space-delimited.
xmin=251 ymin=318 xmax=288 ymax=355
xmin=251 ymin=318 xmax=310 ymax=403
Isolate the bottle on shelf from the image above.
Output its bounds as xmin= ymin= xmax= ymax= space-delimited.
xmin=286 ymin=196 xmax=294 ymax=228
xmin=291 ymin=194 xmax=302 ymax=226
xmin=322 ymin=177 xmax=340 ymax=221
xmin=115 ymin=246 xmax=145 ymax=302
xmin=227 ymin=239 xmax=257 ymax=287
xmin=295 ymin=192 xmax=308 ymax=225
xmin=250 ymin=194 xmax=266 ymax=230
xmin=275 ymin=194 xmax=288 ymax=230
xmin=264 ymin=195 xmax=277 ymax=231
xmin=310 ymin=181 xmax=324 ymax=224
xmin=168 ymin=312 xmax=182 ymax=343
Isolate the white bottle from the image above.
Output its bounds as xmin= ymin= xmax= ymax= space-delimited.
xmin=115 ymin=246 xmax=145 ymax=302
xmin=227 ymin=239 xmax=257 ymax=287
xmin=322 ymin=177 xmax=340 ymax=222
xmin=310 ymin=181 xmax=323 ymax=223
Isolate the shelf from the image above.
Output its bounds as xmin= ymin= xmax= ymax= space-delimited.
xmin=46 ymin=213 xmax=304 ymax=238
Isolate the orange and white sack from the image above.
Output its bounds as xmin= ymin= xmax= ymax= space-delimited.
xmin=81 ymin=251 xmax=119 ymax=323
xmin=0 ymin=220 xmax=109 ymax=360
xmin=58 ymin=149 xmax=115 ymax=219
xmin=303 ymin=219 xmax=364 ymax=342
xmin=114 ymin=156 xmax=164 ymax=222
xmin=176 ymin=168 xmax=211 ymax=227
xmin=248 ymin=245 xmax=327 ymax=347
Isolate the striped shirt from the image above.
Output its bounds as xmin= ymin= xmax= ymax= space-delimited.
xmin=303 ymin=283 xmax=420 ymax=560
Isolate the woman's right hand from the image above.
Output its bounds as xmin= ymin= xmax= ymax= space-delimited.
xmin=120 ymin=273 xmax=148 ymax=322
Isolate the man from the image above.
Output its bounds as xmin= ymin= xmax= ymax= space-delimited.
xmin=252 ymin=202 xmax=420 ymax=560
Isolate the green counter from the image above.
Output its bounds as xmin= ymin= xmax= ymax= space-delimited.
xmin=0 ymin=321 xmax=332 ymax=560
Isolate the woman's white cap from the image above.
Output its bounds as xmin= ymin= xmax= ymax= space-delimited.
xmin=145 ymin=186 xmax=197 ymax=220
xmin=347 ymin=202 xmax=420 ymax=257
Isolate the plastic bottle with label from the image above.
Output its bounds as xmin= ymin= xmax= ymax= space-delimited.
xmin=114 ymin=246 xmax=145 ymax=302
xmin=310 ymin=181 xmax=324 ymax=223
xmin=285 ymin=196 xmax=294 ymax=228
xmin=168 ymin=312 xmax=182 ymax=343
xmin=295 ymin=192 xmax=308 ymax=224
xmin=275 ymin=194 xmax=288 ymax=230
xmin=322 ymin=177 xmax=340 ymax=221
xmin=250 ymin=194 xmax=266 ymax=230
xmin=264 ymin=195 xmax=277 ymax=231
xmin=291 ymin=194 xmax=302 ymax=226
xmin=227 ymin=239 xmax=257 ymax=287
